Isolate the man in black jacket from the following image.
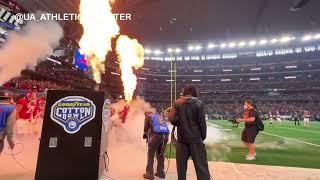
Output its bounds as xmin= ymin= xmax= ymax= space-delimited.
xmin=168 ymin=85 xmax=211 ymax=180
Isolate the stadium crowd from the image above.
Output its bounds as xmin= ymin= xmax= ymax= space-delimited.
xmin=150 ymin=100 xmax=320 ymax=120
xmin=144 ymin=92 xmax=320 ymax=102
xmin=142 ymin=82 xmax=320 ymax=93
xmin=3 ymin=78 xmax=72 ymax=92
xmin=34 ymin=62 xmax=95 ymax=89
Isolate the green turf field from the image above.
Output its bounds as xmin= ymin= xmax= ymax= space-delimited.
xmin=165 ymin=120 xmax=320 ymax=169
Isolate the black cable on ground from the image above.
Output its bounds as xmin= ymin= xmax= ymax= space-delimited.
xmin=100 ymin=150 xmax=116 ymax=180
xmin=3 ymin=142 xmax=24 ymax=156
xmin=104 ymin=151 xmax=110 ymax=173
xmin=4 ymin=143 xmax=32 ymax=172
xmin=10 ymin=150 xmax=32 ymax=172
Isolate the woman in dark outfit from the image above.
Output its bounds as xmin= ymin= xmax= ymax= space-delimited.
xmin=236 ymin=100 xmax=260 ymax=160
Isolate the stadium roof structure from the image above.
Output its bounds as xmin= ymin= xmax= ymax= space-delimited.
xmin=15 ymin=0 xmax=320 ymax=44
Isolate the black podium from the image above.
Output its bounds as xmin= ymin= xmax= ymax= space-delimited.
xmin=35 ymin=90 xmax=104 ymax=180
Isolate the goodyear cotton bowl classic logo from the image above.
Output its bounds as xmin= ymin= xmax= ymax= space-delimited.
xmin=50 ymin=96 xmax=96 ymax=134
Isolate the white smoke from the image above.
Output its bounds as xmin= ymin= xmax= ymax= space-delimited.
xmin=0 ymin=20 xmax=63 ymax=85
xmin=100 ymin=98 xmax=156 ymax=179
xmin=204 ymin=124 xmax=225 ymax=145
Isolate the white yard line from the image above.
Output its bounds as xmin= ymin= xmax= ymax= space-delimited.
xmin=207 ymin=122 xmax=231 ymax=130
xmin=273 ymin=126 xmax=320 ymax=134
xmin=261 ymin=131 xmax=320 ymax=148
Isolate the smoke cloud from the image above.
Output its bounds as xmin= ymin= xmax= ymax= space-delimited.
xmin=0 ymin=20 xmax=63 ymax=85
xmin=0 ymin=123 xmax=42 ymax=179
xmin=100 ymin=98 xmax=156 ymax=179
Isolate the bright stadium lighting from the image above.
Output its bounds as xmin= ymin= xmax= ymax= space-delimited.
xmin=270 ymin=38 xmax=278 ymax=43
xmin=302 ymin=35 xmax=312 ymax=41
xmin=195 ymin=45 xmax=202 ymax=50
xmin=238 ymin=41 xmax=246 ymax=47
xmin=228 ymin=42 xmax=236 ymax=48
xmin=145 ymin=49 xmax=152 ymax=54
xmin=314 ymin=33 xmax=320 ymax=39
xmin=175 ymin=48 xmax=182 ymax=53
xmin=249 ymin=40 xmax=256 ymax=46
xmin=208 ymin=43 xmax=216 ymax=49
xmin=153 ymin=49 xmax=163 ymax=55
xmin=167 ymin=48 xmax=173 ymax=53
xmin=259 ymin=39 xmax=268 ymax=45
xmin=280 ymin=36 xmax=294 ymax=43
xmin=188 ymin=46 xmax=194 ymax=51
xmin=220 ymin=43 xmax=226 ymax=48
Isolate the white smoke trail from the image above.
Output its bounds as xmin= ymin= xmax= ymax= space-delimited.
xmin=0 ymin=20 xmax=63 ymax=85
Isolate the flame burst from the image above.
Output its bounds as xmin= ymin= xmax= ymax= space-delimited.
xmin=79 ymin=0 xmax=119 ymax=83
xmin=116 ymin=35 xmax=145 ymax=102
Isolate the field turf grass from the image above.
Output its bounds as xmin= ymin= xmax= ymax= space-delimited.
xmin=165 ymin=120 xmax=320 ymax=169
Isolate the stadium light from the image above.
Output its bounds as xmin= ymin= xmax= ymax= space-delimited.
xmin=145 ymin=49 xmax=152 ymax=54
xmin=220 ymin=43 xmax=226 ymax=49
xmin=280 ymin=36 xmax=295 ymax=43
xmin=285 ymin=76 xmax=296 ymax=79
xmin=259 ymin=39 xmax=268 ymax=45
xmin=175 ymin=48 xmax=182 ymax=53
xmin=314 ymin=33 xmax=320 ymax=39
xmin=302 ymin=35 xmax=312 ymax=41
xmin=208 ymin=43 xmax=217 ymax=49
xmin=249 ymin=40 xmax=256 ymax=46
xmin=270 ymin=38 xmax=278 ymax=43
xmin=167 ymin=48 xmax=173 ymax=53
xmin=228 ymin=42 xmax=236 ymax=48
xmin=153 ymin=49 xmax=163 ymax=55
xmin=195 ymin=45 xmax=202 ymax=50
xmin=238 ymin=41 xmax=246 ymax=47
xmin=188 ymin=46 xmax=194 ymax=51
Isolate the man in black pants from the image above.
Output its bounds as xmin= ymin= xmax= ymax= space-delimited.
xmin=293 ymin=111 xmax=300 ymax=126
xmin=168 ymin=85 xmax=211 ymax=180
xmin=0 ymin=91 xmax=16 ymax=154
xmin=143 ymin=111 xmax=170 ymax=179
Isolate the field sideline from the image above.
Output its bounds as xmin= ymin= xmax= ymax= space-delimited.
xmin=165 ymin=120 xmax=320 ymax=169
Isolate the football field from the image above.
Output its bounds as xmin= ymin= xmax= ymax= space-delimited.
xmin=166 ymin=120 xmax=320 ymax=169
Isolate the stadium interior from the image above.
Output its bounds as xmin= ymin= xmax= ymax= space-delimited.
xmin=0 ymin=0 xmax=320 ymax=179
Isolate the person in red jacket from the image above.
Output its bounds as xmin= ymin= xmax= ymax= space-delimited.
xmin=16 ymin=93 xmax=32 ymax=119
xmin=16 ymin=92 xmax=37 ymax=135
xmin=36 ymin=96 xmax=46 ymax=118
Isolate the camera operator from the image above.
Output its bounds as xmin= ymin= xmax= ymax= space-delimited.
xmin=0 ymin=91 xmax=16 ymax=154
xmin=236 ymin=99 xmax=263 ymax=161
